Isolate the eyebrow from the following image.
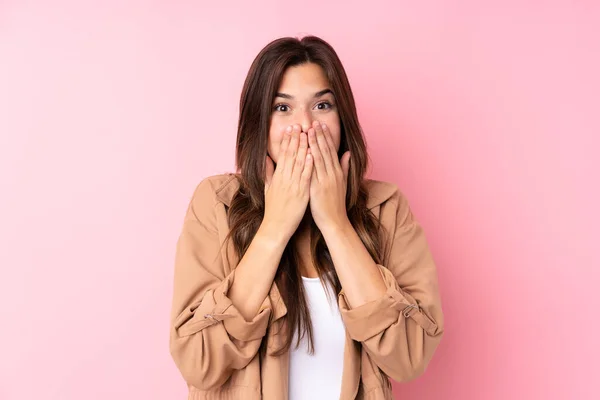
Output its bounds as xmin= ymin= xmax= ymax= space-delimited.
xmin=275 ymin=89 xmax=333 ymax=100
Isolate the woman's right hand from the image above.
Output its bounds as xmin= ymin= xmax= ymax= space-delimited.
xmin=262 ymin=124 xmax=313 ymax=242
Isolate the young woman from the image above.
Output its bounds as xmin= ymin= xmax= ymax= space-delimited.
xmin=169 ymin=35 xmax=444 ymax=400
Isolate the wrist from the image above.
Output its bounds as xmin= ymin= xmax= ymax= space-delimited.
xmin=320 ymin=217 xmax=353 ymax=239
xmin=256 ymin=222 xmax=290 ymax=251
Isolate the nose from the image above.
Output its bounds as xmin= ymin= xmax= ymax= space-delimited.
xmin=300 ymin=108 xmax=313 ymax=133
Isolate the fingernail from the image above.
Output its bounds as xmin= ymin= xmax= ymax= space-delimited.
xmin=286 ymin=126 xmax=292 ymax=132
xmin=321 ymin=123 xmax=327 ymax=129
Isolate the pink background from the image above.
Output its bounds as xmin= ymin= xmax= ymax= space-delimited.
xmin=1 ymin=1 xmax=598 ymax=399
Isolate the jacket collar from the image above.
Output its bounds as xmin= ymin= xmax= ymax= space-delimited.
xmin=215 ymin=173 xmax=396 ymax=210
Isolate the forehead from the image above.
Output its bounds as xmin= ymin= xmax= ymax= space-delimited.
xmin=277 ymin=63 xmax=330 ymax=92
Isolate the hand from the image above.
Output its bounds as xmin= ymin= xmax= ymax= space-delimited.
xmin=306 ymin=120 xmax=351 ymax=233
xmin=262 ymin=124 xmax=313 ymax=242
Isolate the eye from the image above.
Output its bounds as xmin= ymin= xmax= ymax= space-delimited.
xmin=273 ymin=103 xmax=290 ymax=112
xmin=315 ymin=101 xmax=332 ymax=110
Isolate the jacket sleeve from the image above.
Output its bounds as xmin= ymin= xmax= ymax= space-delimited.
xmin=338 ymin=188 xmax=444 ymax=383
xmin=169 ymin=178 xmax=272 ymax=390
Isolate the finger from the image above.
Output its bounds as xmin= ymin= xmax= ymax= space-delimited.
xmin=301 ymin=147 xmax=313 ymax=190
xmin=313 ymin=121 xmax=334 ymax=175
xmin=277 ymin=125 xmax=293 ymax=172
xmin=340 ymin=151 xmax=351 ymax=184
xmin=307 ymin=127 xmax=326 ymax=182
xmin=309 ymin=153 xmax=318 ymax=188
xmin=292 ymin=131 xmax=309 ymax=183
xmin=321 ymin=122 xmax=340 ymax=171
xmin=265 ymin=155 xmax=275 ymax=191
xmin=283 ymin=124 xmax=301 ymax=178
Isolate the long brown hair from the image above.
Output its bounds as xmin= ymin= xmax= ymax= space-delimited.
xmin=224 ymin=35 xmax=384 ymax=355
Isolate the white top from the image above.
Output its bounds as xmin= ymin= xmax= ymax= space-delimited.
xmin=288 ymin=276 xmax=346 ymax=400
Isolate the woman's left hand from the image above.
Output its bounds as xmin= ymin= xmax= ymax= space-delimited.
xmin=307 ymin=120 xmax=352 ymax=234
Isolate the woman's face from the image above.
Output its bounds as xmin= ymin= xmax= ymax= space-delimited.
xmin=268 ymin=62 xmax=341 ymax=164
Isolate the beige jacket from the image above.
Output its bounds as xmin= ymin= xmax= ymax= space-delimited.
xmin=169 ymin=173 xmax=444 ymax=399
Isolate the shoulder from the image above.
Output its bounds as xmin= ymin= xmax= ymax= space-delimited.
xmin=364 ymin=178 xmax=415 ymax=229
xmin=364 ymin=178 xmax=407 ymax=210
xmin=185 ymin=173 xmax=240 ymax=221
xmin=190 ymin=173 xmax=239 ymax=203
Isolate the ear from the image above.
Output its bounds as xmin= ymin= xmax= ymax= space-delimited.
xmin=340 ymin=151 xmax=351 ymax=183
xmin=265 ymin=155 xmax=275 ymax=191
